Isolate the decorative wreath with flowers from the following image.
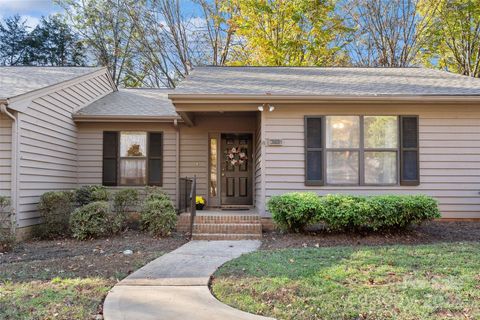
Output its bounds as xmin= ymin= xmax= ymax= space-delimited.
xmin=226 ymin=146 xmax=248 ymax=166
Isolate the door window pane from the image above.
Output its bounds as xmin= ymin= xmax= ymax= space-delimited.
xmin=326 ymin=116 xmax=360 ymax=148
xmin=120 ymin=159 xmax=146 ymax=185
xmin=365 ymin=152 xmax=397 ymax=184
xmin=327 ymin=151 xmax=359 ymax=184
xmin=120 ymin=132 xmax=147 ymax=157
xmin=364 ymin=116 xmax=398 ymax=148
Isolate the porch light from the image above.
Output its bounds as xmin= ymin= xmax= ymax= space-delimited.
xmin=258 ymin=103 xmax=275 ymax=112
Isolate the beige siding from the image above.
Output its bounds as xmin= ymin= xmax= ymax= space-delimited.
xmin=17 ymin=73 xmax=114 ymax=227
xmin=0 ymin=113 xmax=12 ymax=198
xmin=263 ymin=105 xmax=480 ymax=219
xmin=179 ymin=113 xmax=257 ymax=203
xmin=77 ymin=122 xmax=178 ymax=204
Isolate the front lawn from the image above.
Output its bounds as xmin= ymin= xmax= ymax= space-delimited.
xmin=212 ymin=242 xmax=480 ymax=320
xmin=0 ymin=231 xmax=187 ymax=319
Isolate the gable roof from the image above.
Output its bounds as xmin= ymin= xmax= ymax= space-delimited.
xmin=0 ymin=66 xmax=104 ymax=100
xmin=172 ymin=66 xmax=480 ymax=96
xmin=74 ymin=88 xmax=179 ymax=121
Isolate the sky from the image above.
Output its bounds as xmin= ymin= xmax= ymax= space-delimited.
xmin=0 ymin=0 xmax=201 ymax=29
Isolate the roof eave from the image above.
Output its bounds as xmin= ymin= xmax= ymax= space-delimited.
xmin=7 ymin=67 xmax=111 ymax=111
xmin=73 ymin=114 xmax=182 ymax=123
xmin=168 ymin=94 xmax=480 ymax=104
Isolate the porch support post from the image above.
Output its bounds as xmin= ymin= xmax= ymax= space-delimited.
xmin=260 ymin=109 xmax=267 ymax=216
xmin=174 ymin=119 xmax=180 ymax=209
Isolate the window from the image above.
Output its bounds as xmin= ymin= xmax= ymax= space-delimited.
xmin=363 ymin=116 xmax=398 ymax=185
xmin=120 ymin=132 xmax=147 ymax=185
xmin=209 ymin=137 xmax=218 ymax=197
xmin=102 ymin=131 xmax=163 ymax=186
xmin=305 ymin=115 xmax=418 ymax=186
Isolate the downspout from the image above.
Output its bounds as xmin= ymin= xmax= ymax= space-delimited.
xmin=0 ymin=103 xmax=18 ymax=236
xmin=174 ymin=119 xmax=180 ymax=209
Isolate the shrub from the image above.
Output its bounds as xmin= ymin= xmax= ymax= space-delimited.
xmin=75 ymin=185 xmax=109 ymax=206
xmin=144 ymin=186 xmax=170 ymax=202
xmin=0 ymin=196 xmax=15 ymax=252
xmin=140 ymin=192 xmax=177 ymax=237
xmin=112 ymin=188 xmax=139 ymax=232
xmin=37 ymin=191 xmax=75 ymax=239
xmin=70 ymin=201 xmax=112 ymax=240
xmin=268 ymin=192 xmax=323 ymax=232
xmin=318 ymin=194 xmax=441 ymax=232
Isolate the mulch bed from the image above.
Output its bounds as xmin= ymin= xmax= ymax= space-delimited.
xmin=261 ymin=221 xmax=480 ymax=250
xmin=0 ymin=230 xmax=189 ymax=281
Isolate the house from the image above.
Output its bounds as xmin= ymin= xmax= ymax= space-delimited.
xmin=2 ymin=66 xmax=480 ymax=239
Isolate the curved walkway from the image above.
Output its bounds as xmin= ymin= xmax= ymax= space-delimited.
xmin=104 ymin=240 xmax=273 ymax=320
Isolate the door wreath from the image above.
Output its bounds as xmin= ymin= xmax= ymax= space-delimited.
xmin=226 ymin=147 xmax=248 ymax=166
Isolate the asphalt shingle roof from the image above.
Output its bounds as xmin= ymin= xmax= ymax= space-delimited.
xmin=75 ymin=88 xmax=178 ymax=117
xmin=173 ymin=67 xmax=480 ymax=96
xmin=0 ymin=66 xmax=104 ymax=99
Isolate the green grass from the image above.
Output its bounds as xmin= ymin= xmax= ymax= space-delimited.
xmin=212 ymin=243 xmax=480 ymax=320
xmin=0 ymin=277 xmax=112 ymax=320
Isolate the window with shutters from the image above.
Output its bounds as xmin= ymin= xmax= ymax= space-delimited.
xmin=305 ymin=115 xmax=418 ymax=186
xmin=102 ymin=131 xmax=163 ymax=186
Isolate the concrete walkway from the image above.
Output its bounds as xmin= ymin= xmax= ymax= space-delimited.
xmin=103 ymin=240 xmax=273 ymax=320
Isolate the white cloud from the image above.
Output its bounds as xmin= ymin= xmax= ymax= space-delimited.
xmin=0 ymin=0 xmax=54 ymax=12
xmin=21 ymin=14 xmax=40 ymax=29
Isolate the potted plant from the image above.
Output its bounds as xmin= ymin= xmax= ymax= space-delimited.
xmin=196 ymin=196 xmax=205 ymax=210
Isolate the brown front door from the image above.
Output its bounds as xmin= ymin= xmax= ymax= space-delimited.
xmin=221 ymin=133 xmax=253 ymax=206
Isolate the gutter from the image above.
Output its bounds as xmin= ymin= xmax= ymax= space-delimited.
xmin=0 ymin=103 xmax=18 ymax=236
xmin=168 ymin=94 xmax=480 ymax=105
xmin=72 ymin=115 xmax=183 ymax=122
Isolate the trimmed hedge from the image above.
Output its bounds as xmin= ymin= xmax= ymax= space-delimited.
xmin=0 ymin=196 xmax=14 ymax=252
xmin=267 ymin=192 xmax=322 ymax=232
xmin=268 ymin=193 xmax=440 ymax=232
xmin=37 ymin=191 xmax=75 ymax=238
xmin=70 ymin=201 xmax=112 ymax=240
xmin=140 ymin=190 xmax=177 ymax=237
xmin=112 ymin=188 xmax=139 ymax=232
xmin=318 ymin=194 xmax=440 ymax=231
xmin=75 ymin=185 xmax=109 ymax=206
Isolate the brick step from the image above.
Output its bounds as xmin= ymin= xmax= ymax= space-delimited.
xmin=192 ymin=233 xmax=262 ymax=240
xmin=193 ymin=223 xmax=262 ymax=235
xmin=194 ymin=215 xmax=261 ymax=224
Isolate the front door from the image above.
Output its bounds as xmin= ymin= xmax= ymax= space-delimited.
xmin=221 ymin=133 xmax=253 ymax=206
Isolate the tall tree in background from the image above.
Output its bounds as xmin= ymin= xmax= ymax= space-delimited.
xmin=58 ymin=0 xmax=136 ymax=85
xmin=194 ymin=0 xmax=237 ymax=65
xmin=343 ymin=0 xmax=440 ymax=67
xmin=125 ymin=0 xmax=193 ymax=87
xmin=226 ymin=0 xmax=349 ymax=66
xmin=28 ymin=15 xmax=85 ymax=66
xmin=0 ymin=15 xmax=30 ymax=65
xmin=421 ymin=0 xmax=480 ymax=77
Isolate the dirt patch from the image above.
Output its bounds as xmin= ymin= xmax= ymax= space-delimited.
xmin=0 ymin=230 xmax=189 ymax=282
xmin=261 ymin=221 xmax=480 ymax=250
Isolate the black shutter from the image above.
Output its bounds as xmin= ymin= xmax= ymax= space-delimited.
xmin=305 ymin=116 xmax=324 ymax=185
xmin=148 ymin=132 xmax=163 ymax=186
xmin=400 ymin=116 xmax=419 ymax=186
xmin=103 ymin=131 xmax=118 ymax=186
